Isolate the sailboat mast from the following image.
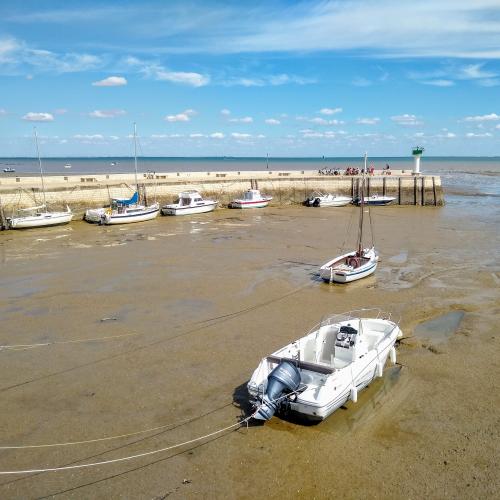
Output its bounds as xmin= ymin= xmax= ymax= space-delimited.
xmin=34 ymin=127 xmax=47 ymax=207
xmin=133 ymin=122 xmax=139 ymax=193
xmin=357 ymin=152 xmax=367 ymax=255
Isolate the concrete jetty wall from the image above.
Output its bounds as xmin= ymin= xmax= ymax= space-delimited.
xmin=0 ymin=169 xmax=444 ymax=215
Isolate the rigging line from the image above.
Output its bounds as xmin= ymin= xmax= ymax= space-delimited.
xmin=0 ymin=402 xmax=233 ymax=450
xmin=0 ymin=332 xmax=139 ymax=351
xmin=0 ymin=414 xmax=255 ymax=475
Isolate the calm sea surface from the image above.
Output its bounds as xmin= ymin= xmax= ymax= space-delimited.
xmin=1 ymin=156 xmax=499 ymax=214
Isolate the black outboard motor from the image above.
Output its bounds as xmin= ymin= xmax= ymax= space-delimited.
xmin=253 ymin=360 xmax=301 ymax=421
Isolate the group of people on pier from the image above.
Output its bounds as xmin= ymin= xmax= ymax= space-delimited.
xmin=318 ymin=164 xmax=390 ymax=176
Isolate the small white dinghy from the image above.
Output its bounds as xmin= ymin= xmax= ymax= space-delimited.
xmin=305 ymin=192 xmax=352 ymax=207
xmin=161 ymin=190 xmax=217 ymax=216
xmin=230 ymin=189 xmax=272 ymax=209
xmin=248 ymin=309 xmax=402 ymax=422
xmin=354 ymin=194 xmax=395 ymax=206
xmin=8 ymin=205 xmax=73 ymax=229
xmin=7 ymin=128 xmax=73 ymax=229
xmin=319 ymin=153 xmax=378 ymax=284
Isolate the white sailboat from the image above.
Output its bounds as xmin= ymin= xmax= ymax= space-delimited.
xmin=247 ymin=309 xmax=402 ymax=421
xmin=7 ymin=129 xmax=73 ymax=229
xmin=319 ymin=153 xmax=378 ymax=283
xmin=84 ymin=124 xmax=159 ymax=225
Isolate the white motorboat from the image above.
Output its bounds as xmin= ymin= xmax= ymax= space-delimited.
xmin=84 ymin=124 xmax=160 ymax=225
xmin=230 ymin=189 xmax=272 ymax=209
xmin=305 ymin=192 xmax=352 ymax=207
xmin=64 ymin=164 xmax=72 ymax=169
xmin=319 ymin=153 xmax=378 ymax=283
xmin=7 ymin=205 xmax=73 ymax=229
xmin=247 ymin=309 xmax=402 ymax=422
xmin=7 ymin=129 xmax=73 ymax=230
xmin=3 ymin=167 xmax=15 ymax=173
xmin=161 ymin=190 xmax=217 ymax=216
xmin=354 ymin=194 xmax=396 ymax=206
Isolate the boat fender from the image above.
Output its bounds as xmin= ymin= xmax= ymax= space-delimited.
xmin=350 ymin=386 xmax=358 ymax=403
xmin=253 ymin=360 xmax=301 ymax=421
xmin=377 ymin=362 xmax=384 ymax=378
xmin=390 ymin=346 xmax=396 ymax=365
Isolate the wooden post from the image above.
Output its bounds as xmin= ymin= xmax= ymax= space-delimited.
xmin=367 ymin=177 xmax=371 ymax=198
xmin=432 ymin=176 xmax=437 ymax=206
xmin=421 ymin=177 xmax=425 ymax=206
xmin=351 ymin=178 xmax=354 ymax=199
xmin=383 ymin=177 xmax=386 ymax=197
xmin=0 ymin=197 xmax=6 ymax=230
xmin=414 ymin=177 xmax=417 ymax=205
xmin=398 ymin=177 xmax=402 ymax=205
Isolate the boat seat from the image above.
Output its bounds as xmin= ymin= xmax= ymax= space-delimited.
xmin=267 ymin=356 xmax=335 ymax=374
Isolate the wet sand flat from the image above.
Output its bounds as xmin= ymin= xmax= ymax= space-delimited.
xmin=0 ymin=205 xmax=499 ymax=499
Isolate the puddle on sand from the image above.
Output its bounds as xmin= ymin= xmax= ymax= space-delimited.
xmin=414 ymin=310 xmax=465 ymax=344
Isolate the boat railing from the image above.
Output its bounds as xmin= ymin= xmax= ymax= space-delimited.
xmin=306 ymin=308 xmax=400 ymax=336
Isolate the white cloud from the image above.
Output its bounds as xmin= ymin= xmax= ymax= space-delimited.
xmin=422 ymin=79 xmax=455 ymax=87
xmin=0 ymin=108 xmax=7 ymax=116
xmin=165 ymin=109 xmax=196 ymax=122
xmin=457 ymin=63 xmax=496 ymax=80
xmin=189 ymin=133 xmax=205 ymax=138
xmin=391 ymin=114 xmax=422 ymax=126
xmin=463 ymin=113 xmax=500 ymax=122
xmin=220 ymin=108 xmax=231 ymax=115
xmin=231 ymin=132 xmax=252 ymax=139
xmin=466 ymin=132 xmax=493 ymax=138
xmin=496 ymin=124 xmax=500 ymax=129
xmin=22 ymin=112 xmax=54 ymax=122
xmin=319 ymin=107 xmax=342 ymax=115
xmin=223 ymin=74 xmax=314 ymax=87
xmin=477 ymin=79 xmax=500 ymax=87
xmin=356 ymin=117 xmax=380 ymax=125
xmin=155 ymin=70 xmax=209 ymax=87
xmin=229 ymin=116 xmax=253 ymax=123
xmin=92 ymin=76 xmax=127 ymax=87
xmin=352 ymin=77 xmax=371 ymax=87
xmin=265 ymin=118 xmax=281 ymax=125
xmin=88 ymin=109 xmax=126 ymax=118
xmin=210 ymin=132 xmax=225 ymax=138
xmin=53 ymin=108 xmax=68 ymax=115
xmin=73 ymin=134 xmax=104 ymax=140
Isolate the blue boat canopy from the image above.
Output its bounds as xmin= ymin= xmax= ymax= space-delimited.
xmin=114 ymin=192 xmax=138 ymax=205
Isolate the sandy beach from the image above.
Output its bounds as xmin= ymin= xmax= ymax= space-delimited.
xmin=0 ymin=203 xmax=498 ymax=499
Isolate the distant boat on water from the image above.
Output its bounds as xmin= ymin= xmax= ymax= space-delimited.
xmin=64 ymin=164 xmax=72 ymax=169
xmin=110 ymin=161 xmax=117 ymax=166
xmin=3 ymin=167 xmax=15 ymax=173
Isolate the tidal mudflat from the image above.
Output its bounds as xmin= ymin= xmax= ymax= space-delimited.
xmin=0 ymin=204 xmax=498 ymax=498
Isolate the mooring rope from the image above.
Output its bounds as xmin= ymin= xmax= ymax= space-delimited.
xmin=0 ymin=412 xmax=207 ymax=450
xmin=0 ymin=415 xmax=254 ymax=475
xmin=0 ymin=388 xmax=304 ymax=474
xmin=0 ymin=332 xmax=139 ymax=352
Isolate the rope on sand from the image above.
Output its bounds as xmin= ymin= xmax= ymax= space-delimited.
xmin=0 ymin=415 xmax=254 ymax=475
xmin=0 ymin=412 xmax=212 ymax=450
xmin=0 ymin=332 xmax=139 ymax=352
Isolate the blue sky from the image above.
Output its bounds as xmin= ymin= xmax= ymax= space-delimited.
xmin=1 ymin=0 xmax=500 ymax=157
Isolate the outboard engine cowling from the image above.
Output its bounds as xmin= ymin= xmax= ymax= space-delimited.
xmin=253 ymin=360 xmax=301 ymax=421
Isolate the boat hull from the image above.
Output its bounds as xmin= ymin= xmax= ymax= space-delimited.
xmin=104 ymin=205 xmax=159 ymax=224
xmin=355 ymin=196 xmax=395 ymax=206
xmin=319 ymin=248 xmax=378 ymax=283
xmin=161 ymin=202 xmax=217 ymax=216
xmin=230 ymin=198 xmax=271 ymax=209
xmin=7 ymin=211 xmax=73 ymax=229
xmin=247 ymin=311 xmax=401 ymax=422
